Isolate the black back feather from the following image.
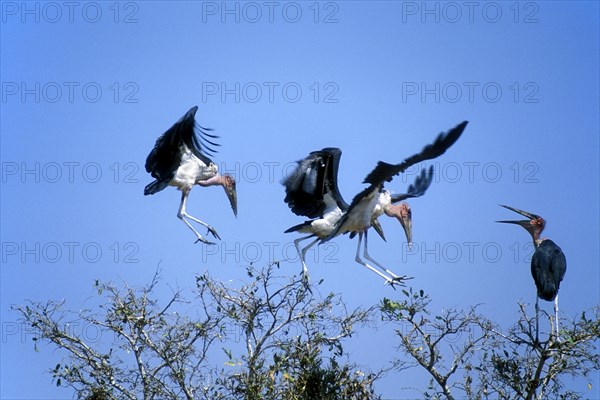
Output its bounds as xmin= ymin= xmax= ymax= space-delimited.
xmin=282 ymin=148 xmax=349 ymax=218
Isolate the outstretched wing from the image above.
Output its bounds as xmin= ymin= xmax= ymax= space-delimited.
xmin=362 ymin=120 xmax=468 ymax=186
xmin=326 ymin=120 xmax=466 ymax=242
xmin=341 ymin=167 xmax=435 ymax=241
xmin=282 ymin=148 xmax=348 ymax=218
xmin=391 ymin=166 xmax=434 ymax=203
xmin=145 ymin=106 xmax=219 ymax=183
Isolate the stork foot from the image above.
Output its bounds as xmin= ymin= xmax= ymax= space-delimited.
xmin=384 ymin=275 xmax=414 ymax=289
xmin=205 ymin=225 xmax=221 ymax=240
xmin=300 ymin=272 xmax=313 ymax=295
xmin=194 ymin=236 xmax=216 ymax=245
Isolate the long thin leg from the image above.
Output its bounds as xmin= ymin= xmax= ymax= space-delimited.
xmin=185 ymin=214 xmax=221 ymax=239
xmin=554 ymin=294 xmax=560 ymax=341
xmin=177 ymin=191 xmax=217 ymax=244
xmin=363 ymin=231 xmax=413 ymax=284
xmin=293 ymin=235 xmax=319 ymax=277
xmin=355 ymin=232 xmax=394 ymax=284
xmin=535 ymin=295 xmax=540 ymax=344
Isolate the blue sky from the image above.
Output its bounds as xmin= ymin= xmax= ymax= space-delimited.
xmin=1 ymin=1 xmax=599 ymax=398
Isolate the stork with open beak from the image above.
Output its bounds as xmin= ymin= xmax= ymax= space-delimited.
xmin=497 ymin=205 xmax=567 ymax=341
xmin=283 ymin=120 xmax=468 ymax=285
xmin=144 ymin=106 xmax=237 ymax=244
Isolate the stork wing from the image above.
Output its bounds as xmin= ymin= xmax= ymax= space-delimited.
xmin=145 ymin=106 xmax=219 ymax=182
xmin=390 ymin=166 xmax=434 ymax=203
xmin=282 ymin=147 xmax=348 ymax=218
xmin=531 ymin=239 xmax=567 ymax=301
xmin=331 ymin=166 xmax=433 ymax=241
xmin=362 ymin=121 xmax=468 ymax=186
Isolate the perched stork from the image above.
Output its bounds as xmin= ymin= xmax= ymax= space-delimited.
xmin=144 ymin=106 xmax=237 ymax=244
xmin=283 ymin=121 xmax=468 ymax=284
xmin=497 ymin=205 xmax=566 ymax=341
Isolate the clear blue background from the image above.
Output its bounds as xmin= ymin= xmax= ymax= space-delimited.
xmin=1 ymin=1 xmax=599 ymax=398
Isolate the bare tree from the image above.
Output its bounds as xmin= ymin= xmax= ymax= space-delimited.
xmin=477 ymin=304 xmax=600 ymax=400
xmin=381 ymin=288 xmax=600 ymax=400
xmin=14 ymin=264 xmax=380 ymax=400
xmin=13 ymin=264 xmax=600 ymax=399
xmin=196 ymin=263 xmax=381 ymax=400
xmin=14 ymin=271 xmax=224 ymax=400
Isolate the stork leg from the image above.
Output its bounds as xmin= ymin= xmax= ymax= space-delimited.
xmin=554 ymin=294 xmax=561 ymax=342
xmin=355 ymin=232 xmax=394 ymax=285
xmin=177 ymin=191 xmax=219 ymax=244
xmin=534 ymin=296 xmax=540 ymax=344
xmin=362 ymin=231 xmax=412 ymax=285
xmin=293 ymin=235 xmax=319 ymax=278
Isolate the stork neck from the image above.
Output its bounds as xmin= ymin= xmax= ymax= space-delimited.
xmin=197 ymin=174 xmax=224 ymax=187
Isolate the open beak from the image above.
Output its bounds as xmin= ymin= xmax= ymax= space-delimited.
xmin=496 ymin=204 xmax=538 ymax=227
xmin=226 ymin=182 xmax=237 ymax=217
xmin=496 ymin=204 xmax=542 ymax=239
xmin=372 ymin=219 xmax=386 ymax=242
xmin=498 ymin=204 xmax=540 ymax=220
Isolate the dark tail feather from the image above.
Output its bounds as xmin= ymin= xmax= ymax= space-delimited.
xmin=538 ymin=283 xmax=560 ymax=302
xmin=284 ymin=221 xmax=312 ymax=233
xmin=144 ymin=180 xmax=169 ymax=195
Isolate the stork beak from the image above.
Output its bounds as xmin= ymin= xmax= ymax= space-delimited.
xmin=496 ymin=204 xmax=538 ymax=227
xmin=393 ymin=210 xmax=412 ymax=249
xmin=386 ymin=204 xmax=413 ymax=248
xmin=400 ymin=214 xmax=412 ymax=248
xmin=496 ymin=204 xmax=542 ymax=240
xmin=498 ymin=204 xmax=541 ymax=220
xmin=224 ymin=176 xmax=237 ymax=217
xmin=495 ymin=219 xmax=531 ymax=229
xmin=372 ymin=219 xmax=386 ymax=242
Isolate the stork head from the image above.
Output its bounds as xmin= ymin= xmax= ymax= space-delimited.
xmin=384 ymin=203 xmax=412 ymax=246
xmin=222 ymin=174 xmax=237 ymax=217
xmin=496 ymin=204 xmax=545 ymax=244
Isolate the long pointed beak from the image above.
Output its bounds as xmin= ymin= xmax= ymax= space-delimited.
xmin=495 ymin=219 xmax=530 ymax=228
xmin=226 ymin=184 xmax=237 ymax=217
xmin=496 ymin=204 xmax=543 ymax=242
xmin=499 ymin=204 xmax=540 ymax=220
xmin=398 ymin=214 xmax=412 ymax=247
xmin=372 ymin=219 xmax=386 ymax=242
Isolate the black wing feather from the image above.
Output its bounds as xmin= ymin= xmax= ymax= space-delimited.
xmin=282 ymin=148 xmax=349 ymax=218
xmin=144 ymin=106 xmax=216 ymax=195
xmin=330 ymin=167 xmax=433 ymax=241
xmin=390 ymin=166 xmax=434 ymax=203
xmin=531 ymin=239 xmax=567 ymax=301
xmin=325 ymin=121 xmax=467 ymax=242
xmin=363 ymin=120 xmax=468 ymax=185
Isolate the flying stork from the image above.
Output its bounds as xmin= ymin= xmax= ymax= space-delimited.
xmin=283 ymin=120 xmax=468 ymax=285
xmin=144 ymin=106 xmax=237 ymax=244
xmin=497 ymin=205 xmax=566 ymax=341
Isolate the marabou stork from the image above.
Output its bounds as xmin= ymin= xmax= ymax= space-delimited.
xmin=144 ymin=106 xmax=237 ymax=244
xmin=497 ymin=205 xmax=566 ymax=341
xmin=283 ymin=121 xmax=468 ymax=285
